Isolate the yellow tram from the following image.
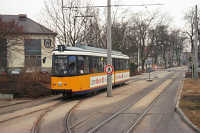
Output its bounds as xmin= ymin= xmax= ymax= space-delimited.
xmin=51 ymin=45 xmax=130 ymax=96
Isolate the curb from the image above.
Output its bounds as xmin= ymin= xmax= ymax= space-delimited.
xmin=0 ymin=100 xmax=31 ymax=108
xmin=175 ymin=79 xmax=200 ymax=133
xmin=0 ymin=93 xmax=13 ymax=100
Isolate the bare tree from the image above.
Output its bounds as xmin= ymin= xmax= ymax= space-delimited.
xmin=169 ymin=30 xmax=186 ymax=66
xmin=42 ymin=0 xmax=101 ymax=46
xmin=0 ymin=18 xmax=23 ymax=72
xmin=184 ymin=7 xmax=200 ymax=53
xmin=128 ymin=12 xmax=158 ymax=70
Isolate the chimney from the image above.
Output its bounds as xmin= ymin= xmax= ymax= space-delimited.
xmin=18 ymin=14 xmax=27 ymax=21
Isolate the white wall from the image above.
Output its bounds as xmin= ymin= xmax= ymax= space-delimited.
xmin=7 ymin=37 xmax=24 ymax=68
xmin=7 ymin=34 xmax=55 ymax=70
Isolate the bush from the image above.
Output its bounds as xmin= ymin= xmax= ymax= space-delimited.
xmin=129 ymin=63 xmax=138 ymax=76
xmin=0 ymin=72 xmax=52 ymax=98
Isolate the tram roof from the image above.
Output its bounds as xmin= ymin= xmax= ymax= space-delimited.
xmin=52 ymin=45 xmax=129 ymax=59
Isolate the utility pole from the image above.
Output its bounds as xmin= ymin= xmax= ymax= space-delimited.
xmin=193 ymin=5 xmax=199 ymax=79
xmin=107 ymin=0 xmax=112 ymax=97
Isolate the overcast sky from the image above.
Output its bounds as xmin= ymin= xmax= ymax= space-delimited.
xmin=0 ymin=0 xmax=200 ymax=29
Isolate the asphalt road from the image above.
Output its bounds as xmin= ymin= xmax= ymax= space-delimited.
xmin=133 ymin=69 xmax=195 ymax=133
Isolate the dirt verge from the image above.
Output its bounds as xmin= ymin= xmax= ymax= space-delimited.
xmin=179 ymin=78 xmax=200 ymax=128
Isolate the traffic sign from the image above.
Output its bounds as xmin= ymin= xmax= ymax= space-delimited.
xmin=104 ymin=64 xmax=114 ymax=74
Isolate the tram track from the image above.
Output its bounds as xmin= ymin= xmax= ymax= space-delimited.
xmin=88 ymin=77 xmax=175 ymax=133
xmin=127 ymin=72 xmax=184 ymax=133
xmin=65 ymin=100 xmax=83 ymax=133
xmin=125 ymin=83 xmax=171 ymax=133
xmin=63 ymin=73 xmax=163 ymax=133
xmin=32 ymin=94 xmax=93 ymax=133
xmin=0 ymin=95 xmax=62 ymax=115
xmin=31 ymin=100 xmax=67 ymax=133
xmin=30 ymin=71 xmax=173 ymax=133
xmin=87 ymin=72 xmax=181 ymax=133
xmin=0 ymin=99 xmax=63 ymax=124
xmin=65 ymin=72 xmax=175 ymax=133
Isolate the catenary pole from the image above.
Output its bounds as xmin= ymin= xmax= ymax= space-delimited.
xmin=193 ymin=5 xmax=199 ymax=79
xmin=107 ymin=0 xmax=112 ymax=97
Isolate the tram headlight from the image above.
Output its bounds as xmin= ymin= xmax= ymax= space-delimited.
xmin=58 ymin=82 xmax=62 ymax=86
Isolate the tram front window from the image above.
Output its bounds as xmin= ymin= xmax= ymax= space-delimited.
xmin=52 ymin=55 xmax=77 ymax=75
xmin=68 ymin=56 xmax=77 ymax=74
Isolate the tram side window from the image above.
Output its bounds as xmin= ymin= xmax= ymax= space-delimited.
xmin=84 ymin=56 xmax=89 ymax=73
xmin=119 ymin=59 xmax=123 ymax=70
xmin=117 ymin=59 xmax=122 ymax=71
xmin=77 ymin=56 xmax=89 ymax=74
xmin=89 ymin=56 xmax=93 ymax=73
xmin=121 ymin=59 xmax=125 ymax=70
xmin=121 ymin=59 xmax=127 ymax=70
xmin=103 ymin=57 xmax=107 ymax=72
xmin=89 ymin=56 xmax=97 ymax=73
xmin=98 ymin=57 xmax=104 ymax=73
xmin=104 ymin=58 xmax=128 ymax=71
xmin=89 ymin=56 xmax=105 ymax=73
xmin=112 ymin=59 xmax=115 ymax=70
xmin=93 ymin=57 xmax=99 ymax=73
xmin=68 ymin=56 xmax=77 ymax=74
xmin=119 ymin=59 xmax=122 ymax=70
xmin=125 ymin=59 xmax=129 ymax=69
xmin=115 ymin=59 xmax=126 ymax=71
xmin=114 ymin=58 xmax=118 ymax=71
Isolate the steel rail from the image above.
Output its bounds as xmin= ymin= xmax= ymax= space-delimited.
xmin=126 ymin=73 xmax=181 ymax=133
xmin=31 ymin=100 xmax=67 ymax=133
xmin=0 ymin=95 xmax=62 ymax=115
xmin=88 ymin=102 xmax=134 ymax=133
xmin=125 ymin=85 xmax=167 ymax=133
xmin=65 ymin=100 xmax=84 ymax=133
xmin=88 ymin=74 xmax=175 ymax=133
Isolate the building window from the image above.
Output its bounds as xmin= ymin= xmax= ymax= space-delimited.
xmin=24 ymin=39 xmax=41 ymax=67
xmin=25 ymin=55 xmax=41 ymax=67
xmin=44 ymin=39 xmax=51 ymax=48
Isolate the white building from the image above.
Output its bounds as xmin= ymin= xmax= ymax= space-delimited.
xmin=0 ymin=14 xmax=57 ymax=74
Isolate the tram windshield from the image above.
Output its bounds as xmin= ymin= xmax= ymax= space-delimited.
xmin=52 ymin=55 xmax=77 ymax=76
